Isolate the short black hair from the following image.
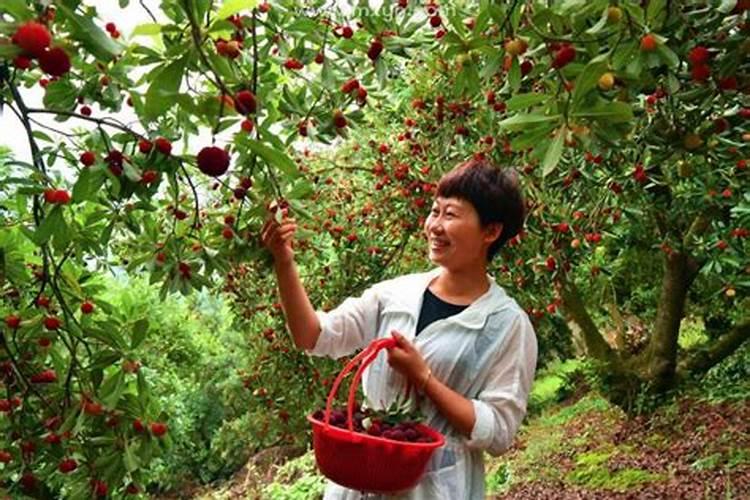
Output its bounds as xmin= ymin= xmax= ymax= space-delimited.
xmin=435 ymin=158 xmax=526 ymax=262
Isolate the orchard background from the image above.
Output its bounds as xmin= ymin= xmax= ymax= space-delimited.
xmin=0 ymin=0 xmax=748 ymax=498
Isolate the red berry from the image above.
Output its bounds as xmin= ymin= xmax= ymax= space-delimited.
xmin=222 ymin=226 xmax=234 ymax=239
xmin=44 ymin=316 xmax=61 ymax=330
xmin=241 ymin=119 xmax=254 ymax=132
xmin=5 ymin=315 xmax=21 ymax=329
xmin=341 ymin=78 xmax=360 ymax=93
xmin=0 ymin=451 xmax=11 ymax=463
xmin=333 ymin=110 xmax=347 ymax=128
xmin=150 ymin=422 xmax=168 ymax=437
xmin=340 ymin=26 xmax=354 ymax=38
xmin=429 ymin=15 xmax=442 ymax=27
xmin=93 ymin=480 xmax=108 ymax=498
xmin=141 ymin=170 xmax=158 ymax=184
xmin=20 ymin=472 xmax=36 ymax=492
xmin=80 ymin=301 xmax=94 ymax=314
xmin=80 ymin=151 xmax=96 ymax=166
xmin=718 ymin=76 xmax=737 ymax=91
xmin=138 ymin=139 xmax=153 ymax=154
xmin=30 ymin=369 xmax=56 ymax=384
xmin=83 ymin=401 xmax=103 ymax=416
xmin=13 ymin=55 xmax=32 ymax=70
xmin=39 ymin=47 xmax=71 ymax=77
xmin=133 ymin=418 xmax=146 ymax=433
xmin=258 ymin=2 xmax=271 ymax=13
xmin=13 ymin=21 xmax=52 ymax=57
xmin=197 ymin=146 xmax=231 ymax=177
xmin=283 ymin=58 xmax=304 ymax=70
xmin=552 ymin=45 xmax=576 ymax=69
xmin=80 ymin=105 xmax=92 ymax=116
xmin=688 ymin=46 xmax=710 ymax=65
xmin=367 ymin=38 xmax=384 ymax=61
xmin=315 ymin=52 xmax=324 ymax=64
xmin=234 ymin=90 xmax=257 ymax=114
xmin=640 ymin=34 xmax=657 ymax=52
xmin=59 ymin=458 xmax=77 ymax=473
xmin=105 ymin=22 xmax=117 ymax=33
xmin=155 ymin=137 xmax=172 ymax=155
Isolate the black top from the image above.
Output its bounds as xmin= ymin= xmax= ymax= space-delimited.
xmin=415 ymin=287 xmax=470 ymax=336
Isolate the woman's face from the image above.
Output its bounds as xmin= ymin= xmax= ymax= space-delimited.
xmin=423 ymin=196 xmax=502 ymax=270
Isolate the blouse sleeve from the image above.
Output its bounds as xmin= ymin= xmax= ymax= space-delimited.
xmin=465 ymin=310 xmax=538 ymax=456
xmin=304 ymin=283 xmax=382 ymax=360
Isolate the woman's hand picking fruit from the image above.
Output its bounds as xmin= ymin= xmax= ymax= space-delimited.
xmin=260 ymin=208 xmax=296 ymax=265
xmin=386 ymin=331 xmax=430 ymax=388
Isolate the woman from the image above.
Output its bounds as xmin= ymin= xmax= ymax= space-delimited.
xmin=261 ymin=158 xmax=538 ymax=499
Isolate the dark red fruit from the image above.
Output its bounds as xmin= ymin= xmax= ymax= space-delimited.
xmin=80 ymin=301 xmax=94 ymax=314
xmin=197 ymin=146 xmax=231 ymax=177
xmin=80 ymin=151 xmax=96 ymax=166
xmin=5 ymin=315 xmax=21 ymax=329
xmin=155 ymin=137 xmax=172 ymax=155
xmin=59 ymin=458 xmax=77 ymax=473
xmin=39 ymin=47 xmax=71 ymax=77
xmin=150 ymin=422 xmax=168 ymax=437
xmin=138 ymin=139 xmax=153 ymax=154
xmin=44 ymin=316 xmax=61 ymax=330
xmin=234 ymin=90 xmax=257 ymax=114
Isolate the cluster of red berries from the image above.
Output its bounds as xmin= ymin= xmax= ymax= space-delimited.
xmin=311 ymin=407 xmax=436 ymax=443
xmin=12 ymin=21 xmax=70 ymax=77
xmin=43 ymin=188 xmax=71 ymax=205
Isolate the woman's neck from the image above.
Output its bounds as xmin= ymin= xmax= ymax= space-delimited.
xmin=430 ymin=266 xmax=490 ymax=303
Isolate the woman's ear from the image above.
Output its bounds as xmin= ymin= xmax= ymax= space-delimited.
xmin=484 ymin=222 xmax=503 ymax=245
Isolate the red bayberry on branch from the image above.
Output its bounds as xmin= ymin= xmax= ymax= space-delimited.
xmin=545 ymin=256 xmax=556 ymax=272
xmin=138 ymin=139 xmax=153 ymax=154
xmin=690 ymin=64 xmax=710 ymax=83
xmin=80 ymin=301 xmax=94 ymax=314
xmin=341 ymin=78 xmax=359 ymax=93
xmin=20 ymin=472 xmax=36 ymax=492
xmin=39 ymin=47 xmax=71 ymax=77
xmin=551 ymin=44 xmax=576 ymax=69
xmin=197 ymin=146 xmax=231 ymax=177
xmin=688 ymin=46 xmax=710 ymax=65
xmin=83 ymin=400 xmax=103 ymax=416
xmin=13 ymin=21 xmax=52 ymax=58
xmin=0 ymin=451 xmax=11 ymax=463
xmin=132 ymin=418 xmax=146 ymax=433
xmin=222 ymin=226 xmax=234 ymax=239
xmin=178 ymin=261 xmax=191 ymax=278
xmin=92 ymin=480 xmax=108 ymax=498
xmin=58 ymin=458 xmax=77 ymax=474
xmin=30 ymin=369 xmax=57 ymax=384
xmin=429 ymin=15 xmax=442 ymax=27
xmin=283 ymin=58 xmax=304 ymax=70
xmin=718 ymin=76 xmax=737 ymax=91
xmin=333 ymin=110 xmax=347 ymax=128
xmin=367 ymin=38 xmax=384 ymax=61
xmin=13 ymin=56 xmax=32 ymax=70
xmin=234 ymin=90 xmax=257 ymax=114
xmin=5 ymin=314 xmax=21 ymax=329
xmin=43 ymin=188 xmax=71 ymax=204
xmin=150 ymin=422 xmax=168 ymax=437
xmin=314 ymin=52 xmax=324 ymax=64
xmin=640 ymin=33 xmax=657 ymax=51
xmin=80 ymin=151 xmax=96 ymax=166
xmin=356 ymin=86 xmax=368 ymax=105
xmin=80 ymin=105 xmax=92 ymax=116
xmin=141 ymin=170 xmax=158 ymax=185
xmin=44 ymin=316 xmax=61 ymax=330
xmin=155 ymin=137 xmax=172 ymax=155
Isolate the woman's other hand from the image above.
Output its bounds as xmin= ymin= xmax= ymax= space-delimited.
xmin=386 ymin=330 xmax=430 ymax=387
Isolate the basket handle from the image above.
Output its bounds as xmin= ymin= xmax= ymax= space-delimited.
xmin=324 ymin=337 xmax=397 ymax=433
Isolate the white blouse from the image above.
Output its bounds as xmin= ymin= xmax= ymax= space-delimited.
xmin=305 ymin=266 xmax=538 ymax=499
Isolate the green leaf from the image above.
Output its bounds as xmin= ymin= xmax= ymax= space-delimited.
xmin=43 ymin=79 xmax=78 ymax=111
xmin=216 ymin=0 xmax=259 ymax=19
xmin=572 ymin=101 xmax=634 ymax=123
xmin=542 ymin=126 xmax=566 ymax=177
xmin=124 ymin=439 xmax=141 ymax=472
xmin=144 ymin=57 xmax=188 ymax=121
xmin=246 ymin=139 xmax=298 ymax=177
xmin=0 ymin=0 xmax=33 ymax=21
xmin=508 ymin=57 xmax=521 ymax=93
xmin=0 ymin=44 xmax=21 ymax=58
xmin=498 ymin=113 xmax=561 ymax=131
xmin=34 ymin=206 xmax=64 ymax=245
xmin=646 ymin=0 xmax=667 ymax=29
xmin=131 ymin=23 xmax=162 ymax=37
xmin=56 ymin=4 xmax=122 ymax=61
xmin=100 ymin=370 xmax=126 ymax=408
xmin=656 ymin=44 xmax=679 ymax=69
xmin=506 ymin=93 xmax=548 ymax=111
xmin=73 ymin=168 xmax=105 ymax=203
xmin=131 ymin=318 xmax=149 ymax=349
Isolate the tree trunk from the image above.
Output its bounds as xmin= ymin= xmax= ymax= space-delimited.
xmin=557 ymin=275 xmax=617 ymax=364
xmin=638 ymin=250 xmax=700 ymax=392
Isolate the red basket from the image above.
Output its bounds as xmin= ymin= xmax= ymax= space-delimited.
xmin=308 ymin=337 xmax=445 ymax=494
